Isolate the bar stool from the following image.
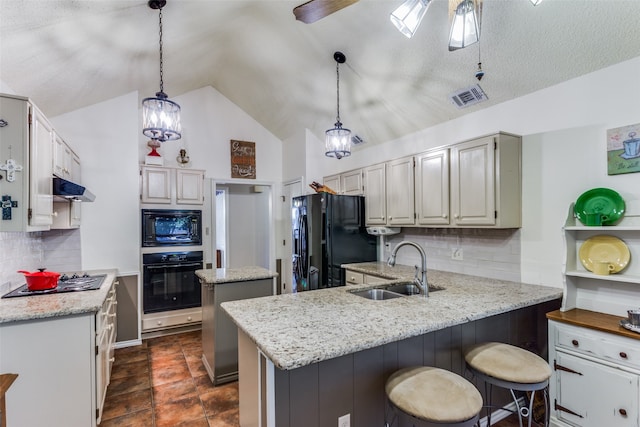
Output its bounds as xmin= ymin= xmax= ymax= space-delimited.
xmin=464 ymin=342 xmax=551 ymax=427
xmin=385 ymin=366 xmax=482 ymax=427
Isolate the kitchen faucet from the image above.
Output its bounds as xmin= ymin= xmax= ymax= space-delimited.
xmin=387 ymin=241 xmax=429 ymax=298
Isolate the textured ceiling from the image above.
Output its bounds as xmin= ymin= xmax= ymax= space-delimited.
xmin=2 ymin=0 xmax=640 ymax=147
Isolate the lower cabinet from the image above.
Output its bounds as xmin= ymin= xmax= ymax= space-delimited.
xmin=344 ymin=270 xmax=388 ymax=285
xmin=549 ymin=320 xmax=640 ymax=427
xmin=0 ymin=278 xmax=117 ymax=427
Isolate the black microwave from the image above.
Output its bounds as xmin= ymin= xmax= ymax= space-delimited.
xmin=142 ymin=209 xmax=202 ymax=247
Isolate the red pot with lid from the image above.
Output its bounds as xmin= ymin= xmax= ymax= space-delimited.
xmin=17 ymin=269 xmax=61 ymax=291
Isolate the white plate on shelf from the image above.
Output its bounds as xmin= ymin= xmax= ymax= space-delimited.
xmin=620 ymin=319 xmax=640 ymax=334
xmin=579 ymin=235 xmax=630 ymax=274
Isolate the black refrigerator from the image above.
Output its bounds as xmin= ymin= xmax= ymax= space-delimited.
xmin=292 ymin=193 xmax=377 ymax=292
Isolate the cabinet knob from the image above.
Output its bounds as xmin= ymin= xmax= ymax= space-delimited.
xmin=389 ymin=216 xmax=392 ymax=220
xmin=442 ymin=214 xmax=447 ymax=218
xmin=571 ymin=339 xmax=579 ymax=347
xmin=157 ymin=321 xmax=163 ymax=325
xmin=620 ymin=351 xmax=628 ymax=359
xmin=109 ymin=357 xmax=116 ymax=363
xmin=619 ymin=408 xmax=628 ymax=417
xmin=454 ymin=214 xmax=459 ymax=219
xmin=187 ymin=316 xmax=193 ymax=321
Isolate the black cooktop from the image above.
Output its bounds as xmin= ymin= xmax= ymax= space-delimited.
xmin=2 ymin=274 xmax=107 ymax=299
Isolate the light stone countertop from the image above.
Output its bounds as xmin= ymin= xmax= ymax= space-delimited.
xmin=221 ymin=262 xmax=563 ymax=371
xmin=195 ymin=266 xmax=278 ymax=289
xmin=0 ymin=269 xmax=117 ymax=324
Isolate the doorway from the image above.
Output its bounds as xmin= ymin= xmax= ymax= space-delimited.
xmin=211 ymin=182 xmax=273 ymax=270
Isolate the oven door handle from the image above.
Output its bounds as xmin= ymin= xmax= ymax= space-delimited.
xmin=145 ymin=262 xmax=203 ymax=269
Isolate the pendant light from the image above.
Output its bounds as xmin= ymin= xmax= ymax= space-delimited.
xmin=325 ymin=52 xmax=351 ymax=160
xmin=142 ymin=0 xmax=182 ymax=142
xmin=390 ymin=0 xmax=433 ymax=39
xmin=448 ymin=0 xmax=479 ymax=51
xmin=530 ymin=0 xmax=543 ymax=5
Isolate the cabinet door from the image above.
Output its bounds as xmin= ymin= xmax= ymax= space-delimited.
xmin=323 ymin=174 xmax=341 ymax=194
xmin=341 ymin=169 xmax=363 ymax=195
xmin=141 ymin=166 xmax=171 ymax=204
xmin=386 ymin=156 xmax=415 ymax=226
xmin=416 ymin=149 xmax=450 ymax=225
xmin=450 ymin=136 xmax=495 ymax=226
xmin=69 ymin=150 xmax=81 ymax=183
xmin=53 ymin=133 xmax=66 ymax=178
xmin=363 ymin=163 xmax=386 ymax=225
xmin=29 ymin=105 xmax=53 ymax=228
xmin=177 ymin=169 xmax=204 ymax=205
xmin=555 ymin=351 xmax=638 ymax=427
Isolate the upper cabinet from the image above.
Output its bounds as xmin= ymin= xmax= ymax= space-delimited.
xmin=416 ymin=148 xmax=449 ymax=226
xmin=0 ymin=95 xmax=55 ymax=231
xmin=323 ymin=169 xmax=363 ymax=195
xmin=141 ymin=165 xmax=205 ymax=205
xmin=363 ymin=156 xmax=415 ymax=226
xmin=53 ymin=133 xmax=80 ymax=183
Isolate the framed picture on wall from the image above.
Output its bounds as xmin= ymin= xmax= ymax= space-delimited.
xmin=230 ymin=139 xmax=256 ymax=179
xmin=607 ymin=123 xmax=640 ymax=175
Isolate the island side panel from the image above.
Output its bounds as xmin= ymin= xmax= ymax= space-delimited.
xmin=271 ymin=302 xmax=559 ymax=427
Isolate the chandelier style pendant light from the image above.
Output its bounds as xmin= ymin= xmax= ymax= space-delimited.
xmin=142 ymin=0 xmax=182 ymax=142
xmin=448 ymin=0 xmax=480 ymax=51
xmin=530 ymin=0 xmax=543 ymax=5
xmin=325 ymin=52 xmax=351 ymax=160
xmin=390 ymin=0 xmax=433 ymax=39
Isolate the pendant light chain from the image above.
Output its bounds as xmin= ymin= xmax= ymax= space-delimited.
xmin=335 ymin=61 xmax=341 ymax=124
xmin=158 ymin=7 xmax=164 ymax=94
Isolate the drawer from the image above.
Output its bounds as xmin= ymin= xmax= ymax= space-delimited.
xmin=555 ymin=322 xmax=640 ymax=371
xmin=345 ymin=271 xmax=364 ymax=285
xmin=142 ymin=309 xmax=202 ymax=331
xmin=96 ymin=285 xmax=116 ymax=333
xmin=364 ymin=274 xmax=387 ymax=284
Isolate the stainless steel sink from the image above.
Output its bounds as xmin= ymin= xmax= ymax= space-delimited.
xmin=381 ymin=283 xmax=446 ymax=295
xmin=350 ymin=289 xmax=403 ymax=300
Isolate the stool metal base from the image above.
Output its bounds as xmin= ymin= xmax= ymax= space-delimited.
xmin=466 ymin=365 xmax=549 ymax=427
xmin=385 ymin=399 xmax=481 ymax=427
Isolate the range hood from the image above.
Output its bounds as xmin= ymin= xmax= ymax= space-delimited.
xmin=53 ymin=177 xmax=96 ymax=202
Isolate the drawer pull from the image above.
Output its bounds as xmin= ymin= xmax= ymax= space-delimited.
xmin=619 ymin=408 xmax=628 ymax=417
xmin=619 ymin=352 xmax=628 ymax=359
xmin=571 ymin=339 xmax=579 ymax=346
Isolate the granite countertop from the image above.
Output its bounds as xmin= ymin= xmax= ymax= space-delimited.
xmin=196 ymin=266 xmax=278 ymax=288
xmin=0 ymin=269 xmax=117 ymax=324
xmin=221 ymin=262 xmax=563 ymax=371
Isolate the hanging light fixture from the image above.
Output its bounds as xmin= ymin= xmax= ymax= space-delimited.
xmin=142 ymin=0 xmax=182 ymax=142
xmin=325 ymin=52 xmax=351 ymax=160
xmin=530 ymin=0 xmax=543 ymax=5
xmin=448 ymin=0 xmax=479 ymax=51
xmin=390 ymin=0 xmax=433 ymax=39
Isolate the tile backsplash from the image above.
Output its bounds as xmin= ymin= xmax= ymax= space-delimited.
xmin=0 ymin=229 xmax=82 ymax=293
xmin=384 ymin=228 xmax=521 ymax=282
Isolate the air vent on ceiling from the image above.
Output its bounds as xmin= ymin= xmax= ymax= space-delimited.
xmin=351 ymin=134 xmax=366 ymax=145
xmin=449 ymin=84 xmax=488 ymax=109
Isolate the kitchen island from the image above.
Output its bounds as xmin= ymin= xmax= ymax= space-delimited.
xmin=221 ymin=262 xmax=562 ymax=427
xmin=196 ymin=266 xmax=277 ymax=385
xmin=0 ymin=269 xmax=118 ymax=427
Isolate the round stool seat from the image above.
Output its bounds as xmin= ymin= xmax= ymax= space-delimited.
xmin=465 ymin=342 xmax=551 ymax=384
xmin=385 ymin=366 xmax=482 ymax=423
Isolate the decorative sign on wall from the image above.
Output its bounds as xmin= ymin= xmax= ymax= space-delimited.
xmin=607 ymin=123 xmax=640 ymax=175
xmin=230 ymin=139 xmax=256 ymax=179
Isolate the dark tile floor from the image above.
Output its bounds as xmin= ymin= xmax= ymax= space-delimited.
xmin=99 ymin=329 xmax=524 ymax=427
xmin=99 ymin=330 xmax=238 ymax=427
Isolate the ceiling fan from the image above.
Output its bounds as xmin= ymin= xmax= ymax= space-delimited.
xmin=293 ymin=0 xmax=360 ymax=24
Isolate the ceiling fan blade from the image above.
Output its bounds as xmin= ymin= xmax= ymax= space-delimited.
xmin=293 ymin=0 xmax=360 ymax=24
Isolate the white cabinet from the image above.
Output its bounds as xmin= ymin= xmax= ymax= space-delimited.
xmin=140 ymin=165 xmax=205 ymax=205
xmin=549 ymin=320 xmax=640 ymax=427
xmin=416 ymin=148 xmax=450 ymax=226
xmin=28 ymin=104 xmax=54 ymax=228
xmin=53 ymin=133 xmax=80 ymax=182
xmin=363 ymin=157 xmax=414 ymax=226
xmin=344 ymin=269 xmax=389 ymax=285
xmin=449 ymin=133 xmax=521 ymax=227
xmin=0 ymin=277 xmax=117 ymax=427
xmin=363 ymin=163 xmax=387 ymax=225
xmin=177 ymin=169 xmax=205 ymax=204
xmin=323 ymin=169 xmax=363 ymax=195
xmin=52 ymin=199 xmax=81 ymax=229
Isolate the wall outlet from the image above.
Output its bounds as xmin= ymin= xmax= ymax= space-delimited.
xmin=338 ymin=413 xmax=350 ymax=427
xmin=451 ymin=248 xmax=464 ymax=260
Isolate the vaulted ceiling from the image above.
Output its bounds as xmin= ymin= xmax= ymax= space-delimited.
xmin=2 ymin=0 xmax=640 ymax=148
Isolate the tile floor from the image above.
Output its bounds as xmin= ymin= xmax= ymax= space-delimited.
xmin=99 ymin=330 xmax=238 ymax=427
xmin=99 ymin=329 xmax=525 ymax=427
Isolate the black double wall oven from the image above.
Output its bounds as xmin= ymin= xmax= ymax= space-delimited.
xmin=142 ymin=209 xmax=203 ymax=314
